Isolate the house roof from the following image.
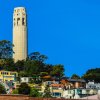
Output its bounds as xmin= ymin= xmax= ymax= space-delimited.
xmin=50 ymin=84 xmax=64 ymax=87
xmin=61 ymin=77 xmax=69 ymax=80
xmin=67 ymin=79 xmax=86 ymax=83
xmin=42 ymin=75 xmax=51 ymax=79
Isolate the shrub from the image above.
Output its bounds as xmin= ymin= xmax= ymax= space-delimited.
xmin=30 ymin=88 xmax=42 ymax=97
xmin=18 ymin=83 xmax=30 ymax=95
xmin=12 ymin=89 xmax=18 ymax=94
xmin=0 ymin=84 xmax=6 ymax=94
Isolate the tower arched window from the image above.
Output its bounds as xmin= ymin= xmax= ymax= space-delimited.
xmin=22 ymin=18 xmax=25 ymax=25
xmin=17 ymin=18 xmax=20 ymax=26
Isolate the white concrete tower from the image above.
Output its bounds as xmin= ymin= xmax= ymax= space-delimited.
xmin=13 ymin=7 xmax=27 ymax=61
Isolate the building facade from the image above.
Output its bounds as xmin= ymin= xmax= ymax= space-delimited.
xmin=86 ymin=81 xmax=100 ymax=89
xmin=0 ymin=70 xmax=18 ymax=82
xmin=13 ymin=7 xmax=27 ymax=61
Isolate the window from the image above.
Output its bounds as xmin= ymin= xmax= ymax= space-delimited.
xmin=17 ymin=18 xmax=20 ymax=25
xmin=53 ymin=93 xmax=61 ymax=97
xmin=24 ymin=78 xmax=27 ymax=81
xmin=22 ymin=18 xmax=25 ymax=25
xmin=17 ymin=18 xmax=20 ymax=21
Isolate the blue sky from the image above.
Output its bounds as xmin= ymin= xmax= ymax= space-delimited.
xmin=0 ymin=0 xmax=100 ymax=76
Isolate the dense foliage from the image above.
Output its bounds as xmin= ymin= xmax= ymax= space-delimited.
xmin=43 ymin=85 xmax=52 ymax=98
xmin=30 ymin=88 xmax=42 ymax=97
xmin=12 ymin=89 xmax=18 ymax=94
xmin=82 ymin=68 xmax=100 ymax=82
xmin=0 ymin=84 xmax=6 ymax=94
xmin=71 ymin=74 xmax=80 ymax=79
xmin=0 ymin=40 xmax=13 ymax=59
xmin=18 ymin=83 xmax=30 ymax=95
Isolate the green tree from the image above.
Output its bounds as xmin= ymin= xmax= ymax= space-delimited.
xmin=30 ymin=88 xmax=42 ymax=97
xmin=51 ymin=64 xmax=64 ymax=78
xmin=43 ymin=64 xmax=53 ymax=74
xmin=3 ymin=58 xmax=15 ymax=71
xmin=43 ymin=85 xmax=52 ymax=98
xmin=12 ymin=89 xmax=18 ymax=94
xmin=15 ymin=60 xmax=25 ymax=72
xmin=24 ymin=60 xmax=45 ymax=76
xmin=19 ymin=71 xmax=28 ymax=77
xmin=28 ymin=52 xmax=48 ymax=62
xmin=82 ymin=68 xmax=100 ymax=82
xmin=0 ymin=40 xmax=14 ymax=59
xmin=18 ymin=83 xmax=30 ymax=95
xmin=0 ymin=59 xmax=6 ymax=70
xmin=0 ymin=84 xmax=6 ymax=94
xmin=71 ymin=74 xmax=80 ymax=79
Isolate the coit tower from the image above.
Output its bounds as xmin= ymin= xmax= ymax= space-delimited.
xmin=13 ymin=7 xmax=27 ymax=61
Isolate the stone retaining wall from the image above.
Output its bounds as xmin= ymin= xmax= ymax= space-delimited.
xmin=0 ymin=95 xmax=96 ymax=100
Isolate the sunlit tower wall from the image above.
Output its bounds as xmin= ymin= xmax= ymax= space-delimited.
xmin=13 ymin=7 xmax=27 ymax=62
